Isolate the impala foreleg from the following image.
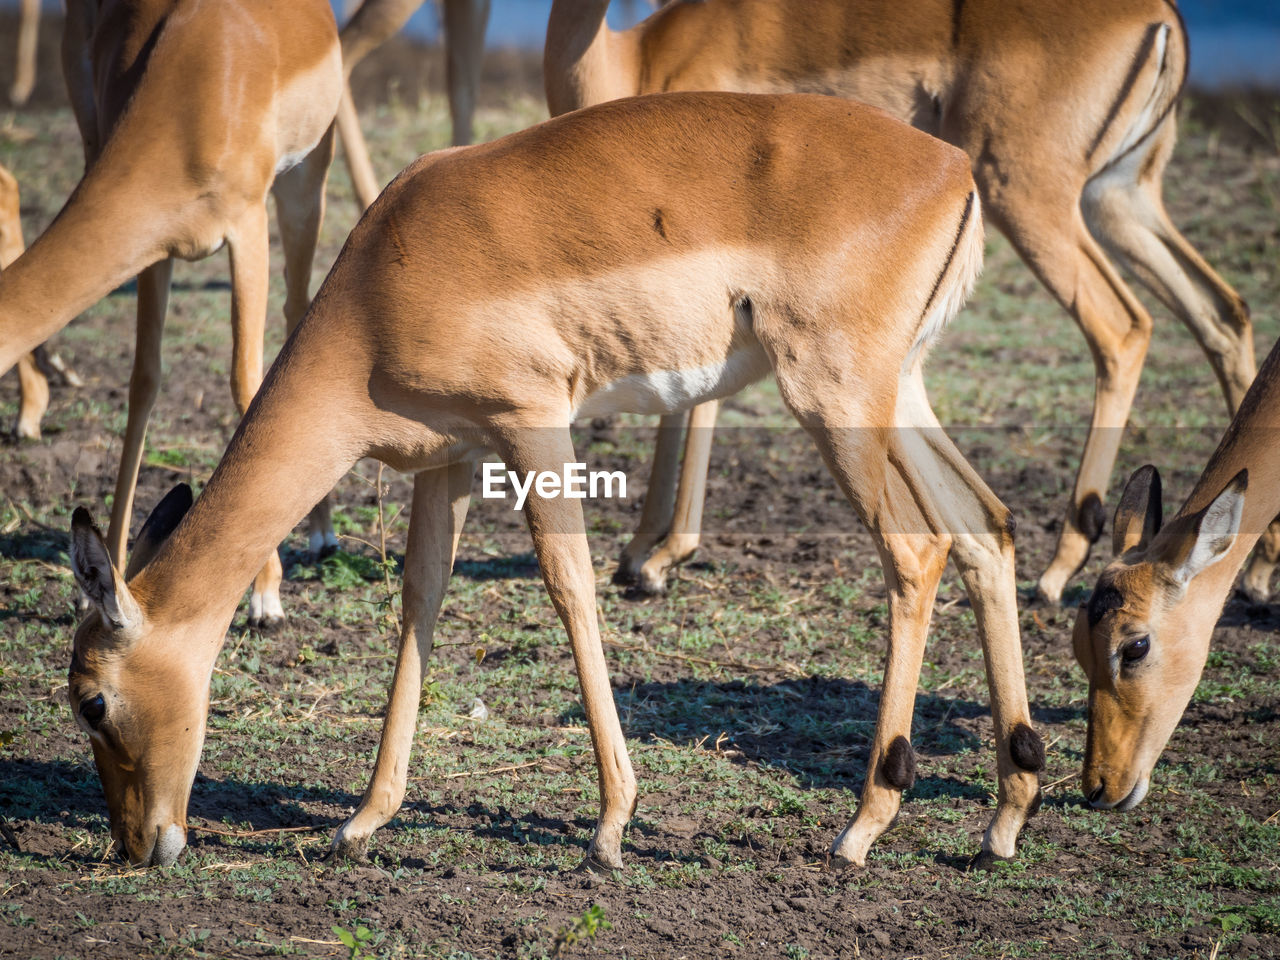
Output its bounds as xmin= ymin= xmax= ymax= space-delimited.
xmin=14 ymin=351 xmax=48 ymax=440
xmin=633 ymin=399 xmax=718 ymax=595
xmin=223 ymin=205 xmax=284 ymax=628
xmin=274 ymin=128 xmax=340 ymax=561
xmin=332 ymin=461 xmax=472 ymax=860
xmin=105 ymin=258 xmax=173 ymax=567
xmin=507 ymin=425 xmax=636 ymax=871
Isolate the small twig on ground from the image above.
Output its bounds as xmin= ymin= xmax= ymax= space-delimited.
xmin=416 ymin=760 xmax=548 ymax=782
xmin=189 ymin=822 xmax=328 ymax=839
xmin=604 ymin=635 xmax=803 ymax=676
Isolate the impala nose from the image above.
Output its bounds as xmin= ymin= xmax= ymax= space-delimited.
xmin=1087 ymin=781 xmax=1106 ymax=807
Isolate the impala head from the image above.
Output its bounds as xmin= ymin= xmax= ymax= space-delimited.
xmin=68 ymin=485 xmax=204 ymax=867
xmin=1073 ymin=465 xmax=1248 ymax=811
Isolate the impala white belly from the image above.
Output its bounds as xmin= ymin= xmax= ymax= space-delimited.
xmin=573 ymin=344 xmax=771 ymax=419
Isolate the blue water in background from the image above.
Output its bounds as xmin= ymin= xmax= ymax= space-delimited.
xmin=10 ymin=0 xmax=1280 ymax=89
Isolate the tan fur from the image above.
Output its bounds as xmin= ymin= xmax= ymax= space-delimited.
xmin=1 ymin=0 xmax=345 ymax=623
xmin=68 ymin=93 xmax=1042 ymax=870
xmin=547 ymin=0 xmax=1254 ymax=604
xmin=1076 ymin=341 xmax=1280 ymax=809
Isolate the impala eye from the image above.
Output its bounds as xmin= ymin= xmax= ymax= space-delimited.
xmin=1121 ymin=636 xmax=1150 ymax=665
xmin=81 ymin=694 xmax=106 ymax=729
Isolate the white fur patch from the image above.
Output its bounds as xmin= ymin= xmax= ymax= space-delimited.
xmin=573 ymin=345 xmax=770 ymax=419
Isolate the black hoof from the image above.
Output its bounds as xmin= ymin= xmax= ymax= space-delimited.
xmin=968 ymin=850 xmax=1012 ymax=873
xmin=611 ymin=565 xmax=637 ymax=587
xmin=315 ymin=542 xmax=339 ymax=562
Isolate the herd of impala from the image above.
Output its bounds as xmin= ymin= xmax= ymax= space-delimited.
xmin=0 ymin=0 xmax=1273 ymax=873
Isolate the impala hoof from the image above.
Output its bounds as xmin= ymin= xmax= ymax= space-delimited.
xmin=325 ymin=835 xmax=369 ymax=864
xmin=247 ymin=613 xmax=286 ymax=632
xmin=574 ymin=853 xmax=621 ymax=878
xmin=968 ymin=849 xmax=1012 ymax=873
xmin=827 ymin=851 xmax=862 ymax=872
xmin=611 ymin=564 xmax=637 ymax=587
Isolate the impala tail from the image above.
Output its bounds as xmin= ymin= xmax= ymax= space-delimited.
xmin=906 ymin=190 xmax=984 ymax=370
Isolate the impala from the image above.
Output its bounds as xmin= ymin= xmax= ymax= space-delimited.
xmin=545 ymin=0 xmax=1256 ymax=605
xmin=67 ymin=92 xmax=1044 ymax=871
xmin=2 ymin=0 xmax=345 ymax=625
xmin=1074 ymin=336 xmax=1280 ymax=811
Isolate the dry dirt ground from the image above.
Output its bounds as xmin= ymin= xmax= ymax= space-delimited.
xmin=2 ymin=19 xmax=1280 ymax=960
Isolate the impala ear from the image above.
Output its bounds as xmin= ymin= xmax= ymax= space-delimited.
xmin=1170 ymin=470 xmax=1248 ymax=586
xmin=70 ymin=508 xmax=141 ymax=632
xmin=1113 ymin=465 xmax=1162 ymax=556
xmin=124 ymin=484 xmax=193 ymax=579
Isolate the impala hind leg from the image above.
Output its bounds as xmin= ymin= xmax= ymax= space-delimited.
xmin=332 ymin=461 xmax=472 ymax=860
xmin=892 ymin=368 xmax=1042 ymax=863
xmin=985 ymin=188 xmax=1156 ymax=605
xmin=1081 ymin=130 xmax=1274 ymax=599
xmin=616 ymin=411 xmax=684 ymax=586
xmin=105 ymin=258 xmax=174 ymax=567
xmin=503 ymin=424 xmax=636 ymax=870
xmin=274 ymin=127 xmax=340 ymax=562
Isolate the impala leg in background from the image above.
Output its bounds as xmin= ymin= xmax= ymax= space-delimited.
xmin=336 ymin=86 xmax=381 ymax=213
xmin=14 ymin=352 xmax=48 ymax=440
xmin=505 ymin=423 xmax=637 ymax=871
xmin=274 ymin=128 xmax=341 ymax=561
xmin=442 ymin=0 xmax=491 ymax=146
xmin=105 ymin=258 xmax=174 ymax=567
xmin=634 ymin=399 xmax=719 ymax=594
xmin=221 ymin=205 xmax=285 ymax=628
xmin=986 ymin=185 xmax=1155 ymax=605
xmin=615 ymin=410 xmax=685 ymax=585
xmin=332 ymin=460 xmax=472 ymax=860
xmin=10 ymin=0 xmax=39 ymax=106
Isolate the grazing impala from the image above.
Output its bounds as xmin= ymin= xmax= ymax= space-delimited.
xmin=1074 ymin=337 xmax=1280 ymax=811
xmin=2 ymin=0 xmax=345 ymax=625
xmin=67 ymin=93 xmax=1044 ymax=870
xmin=545 ymin=0 xmax=1256 ymax=605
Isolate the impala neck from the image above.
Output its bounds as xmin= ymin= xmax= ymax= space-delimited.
xmin=0 ymin=167 xmax=165 ymax=375
xmin=544 ymin=0 xmax=639 ymax=116
xmin=130 ymin=319 xmax=371 ymax=634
